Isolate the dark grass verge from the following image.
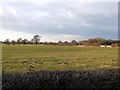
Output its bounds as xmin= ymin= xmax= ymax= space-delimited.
xmin=2 ymin=69 xmax=120 ymax=90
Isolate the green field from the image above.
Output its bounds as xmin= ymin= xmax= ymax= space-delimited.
xmin=2 ymin=45 xmax=118 ymax=73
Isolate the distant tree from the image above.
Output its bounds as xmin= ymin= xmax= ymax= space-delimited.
xmin=58 ymin=40 xmax=63 ymax=45
xmin=58 ymin=40 xmax=62 ymax=43
xmin=79 ymin=38 xmax=106 ymax=46
xmin=105 ymin=39 xmax=112 ymax=45
xmin=17 ymin=38 xmax=22 ymax=45
xmin=30 ymin=39 xmax=34 ymax=44
xmin=71 ymin=40 xmax=79 ymax=45
xmin=11 ymin=40 xmax=16 ymax=45
xmin=112 ymin=40 xmax=118 ymax=44
xmin=79 ymin=41 xmax=84 ymax=45
xmin=33 ymin=35 xmax=41 ymax=45
xmin=64 ymin=41 xmax=69 ymax=45
xmin=71 ymin=40 xmax=76 ymax=43
xmin=4 ymin=39 xmax=10 ymax=45
xmin=22 ymin=39 xmax=28 ymax=45
xmin=94 ymin=38 xmax=106 ymax=45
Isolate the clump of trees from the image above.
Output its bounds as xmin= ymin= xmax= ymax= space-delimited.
xmin=80 ymin=38 xmax=120 ymax=47
xmin=80 ymin=38 xmax=112 ymax=46
xmin=3 ymin=35 xmax=41 ymax=45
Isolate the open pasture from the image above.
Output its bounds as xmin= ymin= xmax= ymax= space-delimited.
xmin=2 ymin=45 xmax=118 ymax=73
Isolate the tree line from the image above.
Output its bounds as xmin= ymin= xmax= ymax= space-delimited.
xmin=1 ymin=35 xmax=120 ymax=47
xmin=2 ymin=35 xmax=41 ymax=45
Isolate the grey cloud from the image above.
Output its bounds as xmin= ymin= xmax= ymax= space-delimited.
xmin=1 ymin=1 xmax=118 ymax=40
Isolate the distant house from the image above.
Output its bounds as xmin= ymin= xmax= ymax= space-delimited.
xmin=100 ymin=45 xmax=106 ymax=47
xmin=100 ymin=45 xmax=112 ymax=48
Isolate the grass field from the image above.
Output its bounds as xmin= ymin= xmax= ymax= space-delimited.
xmin=2 ymin=45 xmax=118 ymax=73
xmin=2 ymin=45 xmax=120 ymax=89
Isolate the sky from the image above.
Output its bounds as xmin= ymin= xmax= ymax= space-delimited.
xmin=0 ymin=0 xmax=119 ymax=42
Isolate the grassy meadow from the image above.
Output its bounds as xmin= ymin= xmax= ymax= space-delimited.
xmin=2 ymin=45 xmax=118 ymax=73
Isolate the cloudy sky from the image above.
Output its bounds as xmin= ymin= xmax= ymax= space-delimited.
xmin=0 ymin=0 xmax=119 ymax=42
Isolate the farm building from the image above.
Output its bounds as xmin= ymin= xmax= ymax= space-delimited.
xmin=100 ymin=45 xmax=106 ymax=47
xmin=100 ymin=45 xmax=112 ymax=48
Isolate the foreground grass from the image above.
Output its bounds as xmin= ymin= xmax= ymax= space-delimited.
xmin=2 ymin=45 xmax=118 ymax=73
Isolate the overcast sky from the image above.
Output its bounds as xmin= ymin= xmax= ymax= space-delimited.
xmin=0 ymin=0 xmax=119 ymax=42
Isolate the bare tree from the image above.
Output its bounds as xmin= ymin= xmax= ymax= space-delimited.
xmin=17 ymin=38 xmax=22 ymax=45
xmin=30 ymin=39 xmax=34 ymax=44
xmin=4 ymin=39 xmax=10 ymax=45
xmin=11 ymin=40 xmax=16 ymax=45
xmin=22 ymin=39 xmax=28 ymax=45
xmin=33 ymin=35 xmax=41 ymax=45
xmin=71 ymin=40 xmax=79 ymax=45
